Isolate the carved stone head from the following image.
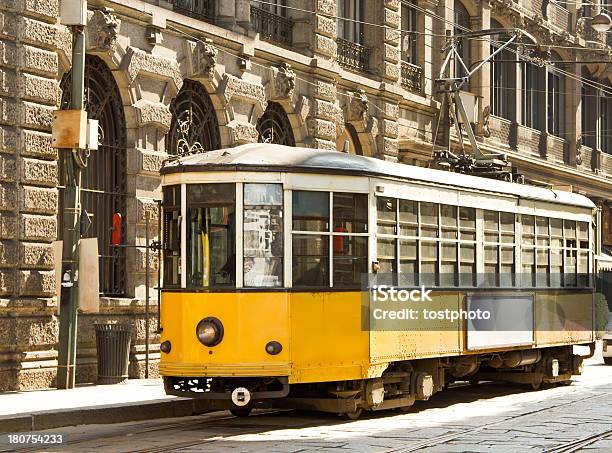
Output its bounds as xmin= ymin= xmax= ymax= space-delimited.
xmin=274 ymin=62 xmax=296 ymax=99
xmin=194 ymin=39 xmax=218 ymax=79
xmin=89 ymin=8 xmax=121 ymax=53
xmin=346 ymin=90 xmax=369 ymax=123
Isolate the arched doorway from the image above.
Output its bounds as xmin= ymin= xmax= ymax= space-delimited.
xmin=257 ymin=101 xmax=296 ymax=146
xmin=59 ymin=55 xmax=127 ymax=296
xmin=167 ymin=79 xmax=221 ymax=155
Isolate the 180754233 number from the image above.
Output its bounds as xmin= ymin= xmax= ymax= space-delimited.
xmin=8 ymin=434 xmax=63 ymax=444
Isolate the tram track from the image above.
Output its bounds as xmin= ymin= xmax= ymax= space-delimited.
xmin=4 ymin=382 xmax=611 ymax=452
xmin=388 ymin=391 xmax=612 ymax=452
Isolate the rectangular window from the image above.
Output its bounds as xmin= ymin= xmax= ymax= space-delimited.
xmin=292 ymin=234 xmax=329 ymax=287
xmin=293 ymin=191 xmax=329 ymax=231
xmin=162 ymin=185 xmax=181 ymax=288
xmin=378 ymin=237 xmax=397 ymax=280
xmin=292 ymin=190 xmax=368 ymax=288
xmin=459 ymin=207 xmax=476 ymax=241
xmin=420 ymin=202 xmax=438 ymax=238
xmin=399 ymin=199 xmax=418 ymax=236
xmin=334 ymin=193 xmax=368 ymax=233
xmin=399 ymin=239 xmax=417 ymax=286
xmin=377 ymin=197 xmax=397 ymax=234
xmin=332 ymin=193 xmax=368 ymax=287
xmin=333 ymin=236 xmax=368 ymax=287
xmin=243 ymin=184 xmax=283 ymax=288
xmin=401 ymin=1 xmax=418 ymax=63
xmin=186 ymin=183 xmax=236 ymax=288
xmin=337 ymin=0 xmax=364 ymax=43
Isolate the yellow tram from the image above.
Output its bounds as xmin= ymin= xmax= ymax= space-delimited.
xmin=159 ymin=144 xmax=596 ymax=418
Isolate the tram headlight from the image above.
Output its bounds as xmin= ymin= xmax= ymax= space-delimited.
xmin=265 ymin=341 xmax=282 ymax=355
xmin=196 ymin=317 xmax=224 ymax=347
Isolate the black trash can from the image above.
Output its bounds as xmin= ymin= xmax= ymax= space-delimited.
xmin=94 ymin=323 xmax=132 ymax=385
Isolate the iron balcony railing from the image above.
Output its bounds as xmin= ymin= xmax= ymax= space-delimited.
xmin=337 ymin=37 xmax=370 ymax=72
xmin=172 ymin=0 xmax=215 ymax=23
xmin=401 ymin=61 xmax=423 ymax=94
xmin=251 ymin=5 xmax=293 ymax=46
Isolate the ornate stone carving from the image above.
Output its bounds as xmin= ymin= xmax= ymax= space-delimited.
xmin=576 ymin=136 xmax=583 ymax=166
xmin=87 ymin=8 xmax=121 ymax=53
xmin=193 ymin=39 xmax=218 ymax=79
xmin=134 ymin=99 xmax=172 ymax=134
xmin=345 ymin=90 xmax=368 ymax=123
xmin=121 ymin=46 xmax=183 ymax=93
xmin=482 ymin=105 xmax=491 ymax=138
xmin=221 ymin=73 xmax=267 ymax=113
xmin=269 ymin=62 xmax=296 ymax=100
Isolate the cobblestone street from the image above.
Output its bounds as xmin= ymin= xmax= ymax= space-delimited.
xmin=2 ymin=351 xmax=612 ymax=452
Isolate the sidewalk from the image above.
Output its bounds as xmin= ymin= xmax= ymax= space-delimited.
xmin=0 ymin=379 xmax=211 ymax=434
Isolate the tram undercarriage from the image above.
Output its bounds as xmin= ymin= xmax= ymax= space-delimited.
xmin=163 ymin=344 xmax=594 ymax=419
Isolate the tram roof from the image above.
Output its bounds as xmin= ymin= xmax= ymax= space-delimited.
xmin=162 ymin=143 xmax=596 ymax=209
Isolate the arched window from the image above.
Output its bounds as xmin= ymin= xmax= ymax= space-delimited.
xmin=454 ymin=0 xmax=471 ymax=85
xmin=257 ymin=101 xmax=296 ymax=146
xmin=336 ymin=123 xmax=363 ymax=155
xmin=490 ymin=20 xmax=516 ymax=120
xmin=167 ymin=79 xmax=221 ymax=156
xmin=59 ymin=56 xmax=127 ymax=296
xmin=547 ymin=52 xmax=565 ymax=136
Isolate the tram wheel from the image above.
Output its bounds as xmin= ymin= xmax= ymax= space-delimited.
xmin=530 ymin=381 xmax=542 ymax=391
xmin=343 ymin=408 xmax=363 ymax=420
xmin=230 ymin=408 xmax=252 ymax=417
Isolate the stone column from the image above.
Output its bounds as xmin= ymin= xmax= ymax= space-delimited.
xmin=379 ymin=100 xmax=400 ymax=161
xmin=312 ymin=0 xmax=337 ymax=60
xmin=216 ymin=0 xmax=236 ymax=29
xmin=0 ymin=0 xmax=61 ymax=391
xmin=471 ymin=5 xmax=490 ymax=125
xmin=418 ymin=0 xmax=436 ymax=97
xmin=308 ymin=77 xmax=338 ymax=150
xmin=381 ymin=0 xmax=401 ymax=84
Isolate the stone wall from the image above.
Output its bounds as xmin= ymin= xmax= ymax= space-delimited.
xmin=0 ymin=0 xmax=62 ymax=391
xmin=2 ymin=0 xmax=612 ymax=391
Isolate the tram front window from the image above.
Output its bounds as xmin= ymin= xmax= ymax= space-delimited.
xmin=186 ymin=184 xmax=236 ymax=288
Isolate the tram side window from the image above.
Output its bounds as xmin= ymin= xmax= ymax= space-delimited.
xmin=577 ymin=221 xmax=590 ymax=286
xmin=459 ymin=207 xmax=476 ymax=287
xmin=377 ymin=197 xmax=397 ymax=285
xmin=292 ymin=191 xmax=330 ymax=287
xmin=243 ymin=184 xmax=283 ymax=287
xmin=333 ymin=193 xmax=368 ymax=287
xmin=186 ymin=184 xmax=236 ymax=288
xmin=162 ymin=185 xmax=181 ymax=288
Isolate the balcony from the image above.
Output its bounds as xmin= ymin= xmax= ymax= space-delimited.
xmin=400 ymin=61 xmax=423 ymax=94
xmin=171 ymin=0 xmax=215 ymax=22
xmin=548 ymin=2 xmax=571 ymax=31
xmin=251 ymin=6 xmax=293 ymax=47
xmin=337 ymin=38 xmax=370 ymax=72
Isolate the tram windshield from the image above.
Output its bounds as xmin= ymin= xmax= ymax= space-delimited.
xmin=186 ymin=184 xmax=236 ymax=288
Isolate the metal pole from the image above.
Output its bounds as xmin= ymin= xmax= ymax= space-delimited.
xmin=156 ymin=200 xmax=162 ymax=333
xmin=57 ymin=24 xmax=85 ymax=390
xmin=145 ymin=212 xmax=150 ymax=379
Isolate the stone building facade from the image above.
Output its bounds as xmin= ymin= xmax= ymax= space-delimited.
xmin=1 ymin=0 xmax=612 ymax=390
